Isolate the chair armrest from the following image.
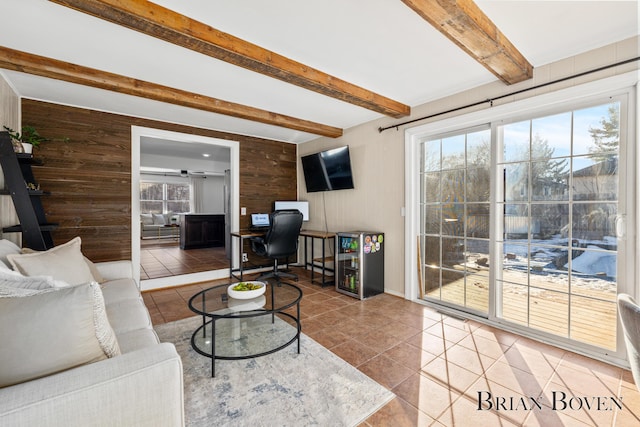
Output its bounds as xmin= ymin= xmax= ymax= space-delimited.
xmin=95 ymin=260 xmax=134 ymax=281
xmin=0 ymin=343 xmax=184 ymax=427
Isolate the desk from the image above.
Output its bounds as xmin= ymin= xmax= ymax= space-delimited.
xmin=300 ymin=230 xmax=336 ymax=287
xmin=229 ymin=230 xmax=265 ymax=281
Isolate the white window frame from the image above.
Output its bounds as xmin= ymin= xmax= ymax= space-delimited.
xmin=405 ymin=71 xmax=638 ymax=366
xmin=140 ymin=179 xmax=190 ymax=214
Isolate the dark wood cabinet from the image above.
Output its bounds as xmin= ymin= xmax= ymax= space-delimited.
xmin=180 ymin=214 xmax=225 ymax=249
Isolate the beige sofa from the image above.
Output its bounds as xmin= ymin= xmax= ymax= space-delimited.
xmin=141 ymin=213 xmax=180 ymax=239
xmin=0 ymin=239 xmax=184 ymax=426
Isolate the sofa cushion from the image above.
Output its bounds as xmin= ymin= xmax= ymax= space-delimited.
xmin=0 ymin=282 xmax=121 ymax=387
xmin=7 ymin=237 xmax=96 ymax=286
xmin=106 ymin=298 xmax=152 ymax=334
xmin=0 ymin=239 xmax=21 ymax=266
xmin=100 ymin=278 xmax=143 ymax=304
xmin=116 ymin=328 xmax=160 ymax=353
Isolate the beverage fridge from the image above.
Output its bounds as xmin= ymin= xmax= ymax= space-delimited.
xmin=335 ymin=231 xmax=384 ymax=299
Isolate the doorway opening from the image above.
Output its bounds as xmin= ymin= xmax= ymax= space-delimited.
xmin=131 ymin=126 xmax=239 ymax=291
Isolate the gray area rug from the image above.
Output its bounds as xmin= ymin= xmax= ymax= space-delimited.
xmin=155 ymin=316 xmax=394 ymax=427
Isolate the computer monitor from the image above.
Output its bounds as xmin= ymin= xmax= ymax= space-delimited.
xmin=274 ymin=201 xmax=309 ymax=221
xmin=250 ymin=213 xmax=270 ymax=228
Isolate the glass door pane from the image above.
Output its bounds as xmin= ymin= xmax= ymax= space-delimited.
xmin=496 ymin=102 xmax=620 ymax=350
xmin=420 ymin=127 xmax=490 ymax=315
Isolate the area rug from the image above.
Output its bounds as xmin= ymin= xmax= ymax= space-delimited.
xmin=155 ymin=316 xmax=394 ymax=427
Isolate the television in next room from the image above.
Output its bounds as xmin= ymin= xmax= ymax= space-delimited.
xmin=300 ymin=145 xmax=354 ymax=193
xmin=274 ymin=201 xmax=309 ymax=221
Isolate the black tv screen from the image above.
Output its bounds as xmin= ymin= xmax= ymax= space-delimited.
xmin=301 ymin=146 xmax=354 ymax=192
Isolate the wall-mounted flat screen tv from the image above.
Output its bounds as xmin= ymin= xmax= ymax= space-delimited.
xmin=301 ymin=146 xmax=354 ymax=192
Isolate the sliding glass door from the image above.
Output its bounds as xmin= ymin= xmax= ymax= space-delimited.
xmin=496 ymin=101 xmax=621 ymax=350
xmin=418 ymin=94 xmax=629 ymax=355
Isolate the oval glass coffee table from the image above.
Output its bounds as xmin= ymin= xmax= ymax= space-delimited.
xmin=188 ymin=281 xmax=302 ymax=377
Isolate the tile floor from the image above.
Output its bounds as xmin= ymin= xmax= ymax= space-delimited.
xmin=140 ymin=243 xmax=228 ymax=280
xmin=143 ymin=268 xmax=640 ymax=426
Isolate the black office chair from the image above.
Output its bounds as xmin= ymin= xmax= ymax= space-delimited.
xmin=250 ymin=209 xmax=303 ymax=283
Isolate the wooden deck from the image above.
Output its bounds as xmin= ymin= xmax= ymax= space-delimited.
xmin=424 ymin=268 xmax=617 ymax=350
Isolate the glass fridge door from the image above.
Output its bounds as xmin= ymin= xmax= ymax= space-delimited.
xmin=336 ymin=233 xmax=361 ymax=297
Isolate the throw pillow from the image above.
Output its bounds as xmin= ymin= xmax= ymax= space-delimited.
xmin=0 ymin=269 xmax=59 ymax=290
xmin=152 ymin=213 xmax=167 ymax=225
xmin=6 ymin=237 xmax=96 ymax=286
xmin=0 ymin=282 xmax=121 ymax=387
xmin=140 ymin=213 xmax=154 ymax=225
xmin=20 ymin=247 xmax=105 ymax=284
xmin=0 ymin=283 xmax=42 ymax=297
xmin=0 ymin=239 xmax=21 ymax=266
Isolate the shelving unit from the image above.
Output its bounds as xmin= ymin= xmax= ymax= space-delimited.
xmin=299 ymin=230 xmax=335 ymax=287
xmin=0 ymin=131 xmax=57 ymax=250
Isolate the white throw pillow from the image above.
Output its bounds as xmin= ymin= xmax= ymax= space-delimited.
xmin=0 ymin=239 xmax=21 ymax=266
xmin=20 ymin=247 xmax=105 ymax=284
xmin=0 ymin=269 xmax=59 ymax=290
xmin=6 ymin=237 xmax=96 ymax=286
xmin=140 ymin=213 xmax=154 ymax=225
xmin=0 ymin=283 xmax=43 ymax=297
xmin=152 ymin=213 xmax=166 ymax=225
xmin=0 ymin=282 xmax=121 ymax=387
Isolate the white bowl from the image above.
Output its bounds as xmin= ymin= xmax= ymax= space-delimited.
xmin=227 ymin=295 xmax=266 ymax=311
xmin=227 ymin=281 xmax=266 ymax=300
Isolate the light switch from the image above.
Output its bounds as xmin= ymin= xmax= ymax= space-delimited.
xmin=241 ymin=207 xmax=246 ymax=215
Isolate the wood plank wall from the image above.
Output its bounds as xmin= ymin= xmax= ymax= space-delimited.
xmin=21 ymin=99 xmax=297 ymax=262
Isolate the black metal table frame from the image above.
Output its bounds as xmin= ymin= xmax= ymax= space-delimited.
xmin=188 ymin=280 xmax=302 ymax=377
xmin=229 ymin=230 xmax=272 ymax=281
xmin=300 ymin=231 xmax=336 ymax=287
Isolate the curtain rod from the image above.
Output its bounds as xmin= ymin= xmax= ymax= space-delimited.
xmin=378 ymin=56 xmax=640 ymax=133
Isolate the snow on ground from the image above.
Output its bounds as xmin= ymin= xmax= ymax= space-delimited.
xmin=487 ymin=235 xmax=618 ymax=295
xmin=567 ymin=245 xmax=616 ymax=277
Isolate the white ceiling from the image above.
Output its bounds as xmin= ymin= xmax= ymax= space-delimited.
xmin=1 ymin=1 xmax=638 ymax=144
xmin=141 ymin=136 xmax=230 ymax=163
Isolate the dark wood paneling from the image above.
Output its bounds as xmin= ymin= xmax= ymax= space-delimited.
xmin=21 ymin=99 xmax=297 ymax=262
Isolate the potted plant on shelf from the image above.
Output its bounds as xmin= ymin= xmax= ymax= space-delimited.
xmin=2 ymin=125 xmax=68 ymax=154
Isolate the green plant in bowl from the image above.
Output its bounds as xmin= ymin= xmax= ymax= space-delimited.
xmin=232 ymin=282 xmax=263 ymax=291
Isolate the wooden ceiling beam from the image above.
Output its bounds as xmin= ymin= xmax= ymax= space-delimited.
xmin=401 ymin=0 xmax=533 ymax=84
xmin=49 ymin=0 xmax=411 ymax=118
xmin=0 ymin=46 xmax=343 ymax=138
